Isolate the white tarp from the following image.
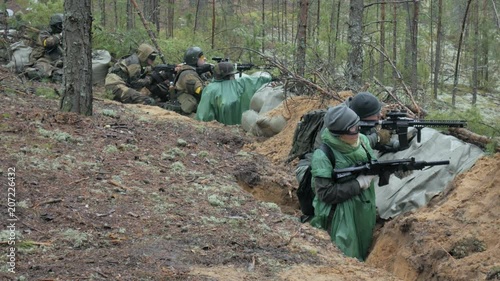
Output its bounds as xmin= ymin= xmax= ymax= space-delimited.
xmin=375 ymin=127 xmax=484 ymax=219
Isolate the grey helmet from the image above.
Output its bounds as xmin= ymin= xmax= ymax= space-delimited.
xmin=50 ymin=13 xmax=64 ymax=34
xmin=346 ymin=92 xmax=381 ymax=119
xmin=184 ymin=46 xmax=203 ymax=66
xmin=213 ymin=62 xmax=237 ymax=80
xmin=324 ymin=105 xmax=360 ymax=135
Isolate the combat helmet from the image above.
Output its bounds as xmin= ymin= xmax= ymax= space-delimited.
xmin=346 ymin=92 xmax=381 ymax=119
xmin=214 ymin=62 xmax=237 ymax=80
xmin=324 ymin=105 xmax=360 ymax=136
xmin=184 ymin=46 xmax=203 ymax=66
xmin=50 ymin=13 xmax=64 ymax=34
xmin=136 ymin=43 xmax=157 ymax=65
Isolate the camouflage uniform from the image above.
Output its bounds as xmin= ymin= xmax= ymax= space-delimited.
xmin=25 ymin=14 xmax=64 ymax=82
xmin=104 ymin=43 xmax=157 ymax=105
xmin=172 ymin=64 xmax=205 ymax=114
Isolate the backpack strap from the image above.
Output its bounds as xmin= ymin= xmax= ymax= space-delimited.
xmin=319 ymin=143 xmax=335 ymax=168
xmin=319 ymin=143 xmax=337 ymax=233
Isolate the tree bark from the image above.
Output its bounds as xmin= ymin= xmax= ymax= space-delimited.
xmin=410 ymin=0 xmax=419 ymax=99
xmin=127 ymin=0 xmax=134 ymax=30
xmin=472 ymin=0 xmax=479 ymax=105
xmin=100 ymin=0 xmax=106 ymax=27
xmin=452 ymin=0 xmax=472 ymax=107
xmin=379 ymin=0 xmax=386 ymax=82
xmin=60 ymin=0 xmax=93 ymax=116
xmin=345 ymin=0 xmax=364 ymax=90
xmin=433 ymin=0 xmax=443 ymax=99
xmin=166 ymin=0 xmax=174 ymax=38
xmin=296 ymin=0 xmax=308 ymax=78
xmin=392 ymin=3 xmax=398 ymax=79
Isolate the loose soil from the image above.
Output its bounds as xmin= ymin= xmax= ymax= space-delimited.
xmin=0 ymin=68 xmax=498 ymax=281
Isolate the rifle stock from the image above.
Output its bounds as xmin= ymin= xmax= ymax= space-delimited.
xmin=332 ymin=157 xmax=449 ymax=186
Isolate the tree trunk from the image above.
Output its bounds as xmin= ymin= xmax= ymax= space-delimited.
xmin=194 ymin=0 xmax=200 ymax=34
xmin=127 ymin=0 xmax=135 ymax=30
xmin=379 ymin=0 xmax=386 ymax=82
xmin=452 ymin=0 xmax=473 ymax=107
xmin=166 ymin=0 xmax=174 ymax=38
xmin=403 ymin=2 xmax=411 ymax=71
xmin=392 ymin=3 xmax=398 ymax=79
xmin=211 ymin=0 xmax=215 ymax=49
xmin=296 ymin=0 xmax=308 ymax=78
xmin=261 ymin=0 xmax=265 ymax=53
xmin=114 ymin=0 xmax=118 ymax=31
xmin=433 ymin=0 xmax=443 ymax=99
xmin=345 ymin=0 xmax=364 ymax=90
xmin=328 ymin=0 xmax=335 ymax=66
xmin=472 ymin=0 xmax=479 ymax=105
xmin=410 ymin=0 xmax=419 ymax=98
xmin=100 ymin=0 xmax=105 ymax=27
xmin=60 ymin=0 xmax=93 ymax=116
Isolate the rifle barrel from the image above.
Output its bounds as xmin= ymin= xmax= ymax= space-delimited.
xmin=409 ymin=120 xmax=467 ymax=128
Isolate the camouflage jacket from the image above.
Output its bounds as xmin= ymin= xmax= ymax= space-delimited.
xmin=174 ymin=64 xmax=205 ymax=100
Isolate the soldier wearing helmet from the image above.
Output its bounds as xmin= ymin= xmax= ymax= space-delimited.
xmin=25 ymin=13 xmax=65 ymax=82
xmin=165 ymin=46 xmax=208 ymax=115
xmin=196 ymin=62 xmax=272 ymax=125
xmin=308 ymin=104 xmax=378 ymax=261
xmin=345 ymin=91 xmax=411 ymax=152
xmin=104 ymin=43 xmax=158 ymax=105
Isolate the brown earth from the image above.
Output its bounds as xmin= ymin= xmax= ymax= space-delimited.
xmin=0 ymin=67 xmax=498 ymax=281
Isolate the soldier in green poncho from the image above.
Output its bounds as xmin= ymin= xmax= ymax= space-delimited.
xmin=309 ymin=105 xmax=378 ymax=261
xmin=196 ymin=62 xmax=272 ymax=125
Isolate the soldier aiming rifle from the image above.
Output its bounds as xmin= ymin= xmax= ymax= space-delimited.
xmin=359 ymin=110 xmax=467 ymax=149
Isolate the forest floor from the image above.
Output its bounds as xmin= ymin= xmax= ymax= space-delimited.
xmin=0 ymin=67 xmax=499 ymax=281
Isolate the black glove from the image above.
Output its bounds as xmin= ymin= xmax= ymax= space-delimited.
xmin=130 ymin=76 xmax=153 ymax=89
xmin=150 ymin=70 xmax=171 ymax=84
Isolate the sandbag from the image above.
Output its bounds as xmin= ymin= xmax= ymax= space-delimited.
xmin=258 ymin=85 xmax=286 ymax=114
xmin=241 ymin=109 xmax=260 ymax=133
xmin=3 ymin=41 xmax=32 ymax=73
xmin=254 ymin=114 xmax=287 ymax=137
xmin=92 ymin=49 xmax=112 ymax=85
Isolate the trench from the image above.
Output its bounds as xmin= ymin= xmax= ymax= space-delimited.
xmin=237 ymin=176 xmax=422 ymax=281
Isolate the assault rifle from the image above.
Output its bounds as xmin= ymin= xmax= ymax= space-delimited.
xmin=150 ymin=64 xmax=177 ymax=84
xmin=333 ymin=157 xmax=450 ymax=186
xmin=360 ymin=111 xmax=467 ymax=149
xmin=212 ymin=57 xmax=255 ymax=77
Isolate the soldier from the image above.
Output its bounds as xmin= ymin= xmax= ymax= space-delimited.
xmin=165 ymin=46 xmax=207 ymax=114
xmin=25 ymin=13 xmax=65 ymax=82
xmin=196 ymin=62 xmax=272 ymax=125
xmin=346 ymin=92 xmax=408 ymax=153
xmin=104 ymin=43 xmax=159 ymax=105
xmin=309 ymin=105 xmax=377 ymax=261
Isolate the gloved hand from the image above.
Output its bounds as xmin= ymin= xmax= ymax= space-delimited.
xmin=131 ymin=75 xmax=153 ymax=88
xmin=378 ymin=129 xmax=392 ymax=145
xmin=356 ymin=175 xmax=376 ymax=190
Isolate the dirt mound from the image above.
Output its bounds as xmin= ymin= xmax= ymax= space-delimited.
xmin=247 ymin=91 xmax=353 ymax=163
xmin=367 ymin=153 xmax=500 ymax=281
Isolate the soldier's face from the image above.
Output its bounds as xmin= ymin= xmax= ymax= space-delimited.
xmin=197 ymin=55 xmax=206 ymax=67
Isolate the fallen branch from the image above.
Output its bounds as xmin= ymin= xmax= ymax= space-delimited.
xmin=69 ymin=177 xmax=89 ymax=185
xmin=449 ymin=127 xmax=499 ymax=152
xmin=96 ymin=209 xmax=115 ymax=217
xmin=108 ymin=180 xmax=128 ymax=191
xmin=34 ymin=198 xmax=63 ymax=207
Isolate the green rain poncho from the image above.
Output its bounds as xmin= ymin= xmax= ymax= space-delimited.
xmin=309 ymin=129 xmax=377 ymax=261
xmin=196 ymin=74 xmax=272 ymax=125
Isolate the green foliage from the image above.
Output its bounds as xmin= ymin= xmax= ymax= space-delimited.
xmin=35 ymin=87 xmax=59 ymax=99
xmin=60 ymin=228 xmax=90 ymax=248
xmin=19 ymin=0 xmax=63 ymax=30
xmin=426 ymin=107 xmax=499 ymax=138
